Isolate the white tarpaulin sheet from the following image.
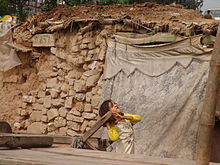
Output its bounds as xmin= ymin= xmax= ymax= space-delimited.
xmin=102 ymin=37 xmax=212 ymax=160
xmin=0 ymin=23 xmax=21 ymax=71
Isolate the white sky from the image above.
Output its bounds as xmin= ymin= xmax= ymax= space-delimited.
xmin=202 ymin=0 xmax=220 ymax=11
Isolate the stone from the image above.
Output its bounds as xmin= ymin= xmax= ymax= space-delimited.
xmin=86 ymin=92 xmax=93 ymax=103
xmin=68 ymin=90 xmax=76 ymax=96
xmin=32 ymin=103 xmax=44 ymax=111
xmin=67 ymin=78 xmax=75 ymax=86
xmin=27 ymin=122 xmax=47 ymax=134
xmin=59 ymin=127 xmax=67 ymax=136
xmin=32 ymin=33 xmax=55 ymax=47
xmin=82 ymin=38 xmax=93 ymax=44
xmin=43 ymin=96 xmax=52 ymax=108
xmin=58 ymin=107 xmax=68 ymax=118
xmin=14 ymin=122 xmax=21 ymax=130
xmin=80 ymin=120 xmax=89 ymax=132
xmin=87 ymin=61 xmax=98 ymax=70
xmin=67 ymin=71 xmax=82 ymax=80
xmin=71 ymin=45 xmax=80 ymax=53
xmin=21 ymin=103 xmax=27 ymax=109
xmin=83 ymin=69 xmax=99 ymax=77
xmin=84 ymin=54 xmax=93 ymax=62
xmin=88 ymin=42 xmax=96 ymax=49
xmin=16 ymin=108 xmax=21 ymax=115
xmin=46 ymin=78 xmax=58 ymax=88
xmin=41 ymin=108 xmax=48 ymax=115
xmin=82 ymin=112 xmax=96 ymax=120
xmin=57 ymin=63 xmax=72 ymax=72
xmin=60 ymin=92 xmax=68 ymax=99
xmin=93 ymin=109 xmax=99 ymax=115
xmin=23 ymin=95 xmax=36 ymax=103
xmin=73 ymin=102 xmax=84 ymax=112
xmin=77 ymin=34 xmax=83 ymax=41
xmin=84 ymin=104 xmax=92 ymax=112
xmin=65 ymin=96 xmax=74 ymax=109
xmin=70 ymin=109 xmax=81 ymax=116
xmin=24 ymin=120 xmax=31 ymax=129
xmin=80 ymin=43 xmax=88 ymax=49
xmin=67 ymin=129 xmax=78 ymax=136
xmin=49 ymin=72 xmax=58 ymax=77
xmin=47 ymin=123 xmax=56 ymax=132
xmin=3 ymin=75 xmax=18 ymax=83
xmin=91 ymin=87 xmax=98 ymax=95
xmin=57 ymin=76 xmax=64 ymax=82
xmin=88 ymin=120 xmax=97 ymax=127
xmin=50 ymin=89 xmax=59 ymax=98
xmin=86 ymin=74 xmax=100 ymax=88
xmin=52 ymin=48 xmax=67 ymax=60
xmin=78 ymin=56 xmax=85 ymax=65
xmin=95 ymin=36 xmax=104 ymax=46
xmin=83 ymin=63 xmax=89 ymax=71
xmin=80 ymin=50 xmax=88 ymax=56
xmin=41 ymin=115 xmax=48 ymax=122
xmin=58 ymin=69 xmax=64 ymax=77
xmin=20 ymin=109 xmax=29 ymax=117
xmin=37 ymin=91 xmax=45 ymax=98
xmin=67 ymin=121 xmax=80 ymax=131
xmin=91 ymin=95 xmax=100 ymax=108
xmin=36 ymin=98 xmax=44 ymax=104
xmin=14 ymin=116 xmax=23 ymax=122
xmin=30 ymin=111 xmax=42 ymax=122
xmin=66 ymin=114 xmax=84 ymax=123
xmin=88 ymin=49 xmax=96 ymax=56
xmin=74 ymin=80 xmax=86 ymax=92
xmin=98 ymin=47 xmax=106 ymax=61
xmin=61 ymin=84 xmax=69 ymax=93
xmin=75 ymin=93 xmax=85 ymax=102
xmin=47 ymin=108 xmax=59 ymax=121
xmin=51 ymin=99 xmax=63 ymax=107
xmin=54 ymin=117 xmax=66 ymax=128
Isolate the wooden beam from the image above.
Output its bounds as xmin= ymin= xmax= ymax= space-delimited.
xmin=82 ymin=111 xmax=112 ymax=142
xmin=196 ymin=24 xmax=220 ymax=165
xmin=0 ymin=133 xmax=53 ymax=148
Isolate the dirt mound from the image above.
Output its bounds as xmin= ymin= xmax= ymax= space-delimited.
xmin=30 ymin=2 xmax=205 ymax=23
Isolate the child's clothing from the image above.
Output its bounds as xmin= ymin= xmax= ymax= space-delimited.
xmin=107 ymin=113 xmax=141 ymax=154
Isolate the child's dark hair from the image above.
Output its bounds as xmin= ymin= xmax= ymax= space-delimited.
xmin=99 ymin=100 xmax=113 ymax=117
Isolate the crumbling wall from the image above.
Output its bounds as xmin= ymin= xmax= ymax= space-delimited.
xmin=0 ymin=23 xmax=111 ymax=136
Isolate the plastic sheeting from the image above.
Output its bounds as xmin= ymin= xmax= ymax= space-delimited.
xmin=0 ymin=23 xmax=21 ymax=72
xmin=101 ymin=38 xmax=212 ymax=160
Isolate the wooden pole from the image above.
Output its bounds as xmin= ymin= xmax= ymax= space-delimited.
xmin=196 ymin=24 xmax=220 ymax=165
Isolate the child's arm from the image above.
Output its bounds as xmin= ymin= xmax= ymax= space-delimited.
xmin=124 ymin=113 xmax=142 ymax=124
xmin=106 ymin=123 xmax=119 ymax=141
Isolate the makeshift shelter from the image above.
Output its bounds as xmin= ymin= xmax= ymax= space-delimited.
xmin=101 ymin=34 xmax=212 ymax=160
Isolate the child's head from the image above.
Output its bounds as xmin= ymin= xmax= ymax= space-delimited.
xmin=99 ymin=100 xmax=121 ymax=117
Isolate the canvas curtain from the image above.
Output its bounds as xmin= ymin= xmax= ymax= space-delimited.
xmin=0 ymin=23 xmax=21 ymax=72
xmin=101 ymin=37 xmax=212 ymax=160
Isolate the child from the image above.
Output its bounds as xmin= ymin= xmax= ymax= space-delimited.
xmin=99 ymin=100 xmax=141 ymax=154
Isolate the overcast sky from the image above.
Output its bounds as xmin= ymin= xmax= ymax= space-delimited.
xmin=202 ymin=0 xmax=220 ymax=11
